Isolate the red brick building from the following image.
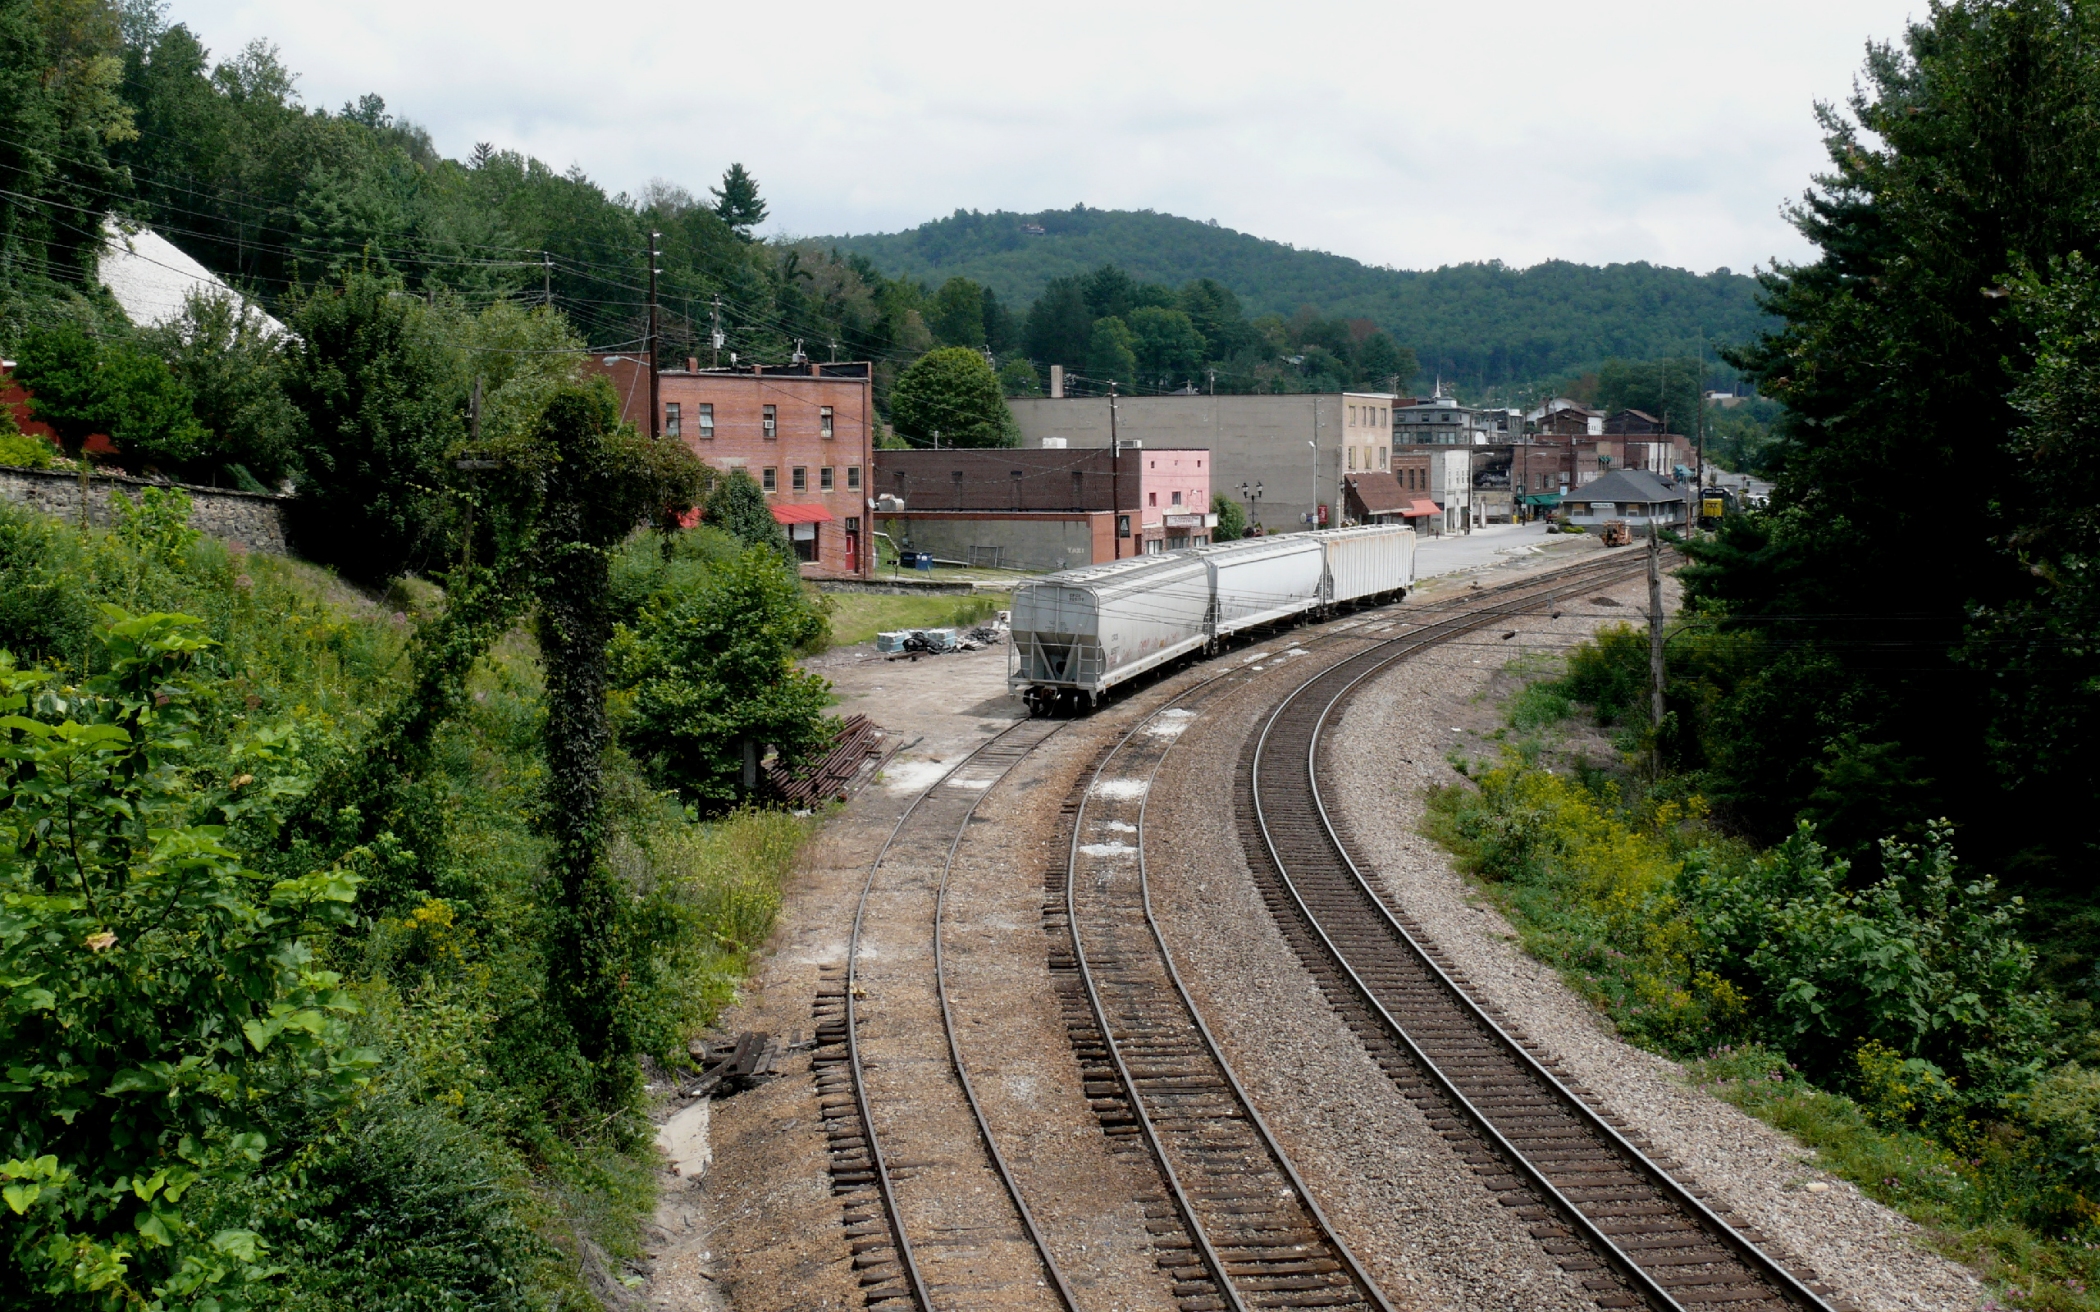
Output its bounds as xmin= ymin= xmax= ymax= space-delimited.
xmin=587 ymin=356 xmax=875 ymax=579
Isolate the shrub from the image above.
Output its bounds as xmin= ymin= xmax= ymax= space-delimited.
xmin=0 ymin=401 xmax=52 ymax=469
xmin=609 ymin=544 xmax=834 ymax=809
xmin=702 ymin=470 xmax=790 ymax=560
xmin=0 ymin=613 xmax=369 ymax=1308
xmin=1560 ymin=621 xmax=1652 ymax=726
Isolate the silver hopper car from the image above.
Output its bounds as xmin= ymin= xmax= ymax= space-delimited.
xmin=1008 ymin=554 xmax=1210 ymax=715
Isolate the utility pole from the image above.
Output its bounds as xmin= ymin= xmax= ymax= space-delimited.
xmin=1648 ymin=528 xmax=1666 ymax=770
xmin=542 ymin=252 xmax=553 ymax=306
xmin=1109 ymin=382 xmax=1123 ymax=558
xmin=1695 ymin=336 xmax=1707 ymax=519
xmin=710 ymin=295 xmax=724 ymax=369
xmin=1310 ymin=401 xmax=1320 ymax=528
xmin=647 ymin=231 xmax=662 ymax=438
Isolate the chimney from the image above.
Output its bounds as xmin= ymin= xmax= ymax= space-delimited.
xmin=1049 ymin=364 xmax=1064 ymax=399
xmin=686 ymin=356 xmax=698 ymax=373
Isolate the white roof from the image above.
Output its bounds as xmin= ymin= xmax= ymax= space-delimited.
xmin=99 ymin=220 xmax=285 ymax=336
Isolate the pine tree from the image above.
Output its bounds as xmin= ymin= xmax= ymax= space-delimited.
xmin=710 ymin=162 xmax=768 ymax=238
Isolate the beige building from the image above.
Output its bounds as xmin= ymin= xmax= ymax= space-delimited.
xmin=1008 ymin=392 xmax=1396 ymax=534
xmin=1342 ymin=394 xmax=1394 ymax=481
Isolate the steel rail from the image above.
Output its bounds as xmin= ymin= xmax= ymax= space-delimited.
xmin=841 ymin=547 xmax=1646 ymax=1311
xmin=1248 ymin=555 xmax=1839 ymax=1312
xmin=932 ymin=725 xmax=1085 ymax=1312
xmin=1065 ymin=684 xmax=1385 ymax=1312
xmin=1130 ymin=704 xmax=1402 ymax=1312
xmin=846 ymin=717 xmax=1074 ymax=1312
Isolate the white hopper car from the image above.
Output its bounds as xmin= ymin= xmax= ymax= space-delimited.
xmin=1009 ymin=524 xmax=1417 ymax=714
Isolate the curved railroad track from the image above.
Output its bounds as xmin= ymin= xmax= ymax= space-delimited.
xmin=1063 ymin=673 xmax=1398 ymax=1312
xmin=815 ymin=717 xmax=1080 ymax=1310
xmin=1239 ymin=554 xmax=1853 ymax=1312
xmin=811 ymin=545 xmax=1683 ymax=1312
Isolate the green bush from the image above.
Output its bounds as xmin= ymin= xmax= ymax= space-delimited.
xmin=0 ymin=500 xmax=815 ymax=1306
xmin=1559 ymin=621 xmax=1651 ymax=727
xmin=0 ymin=613 xmax=369 ymax=1308
xmin=0 ymin=418 xmax=52 ymax=469
xmin=609 ymin=536 xmax=834 ymax=810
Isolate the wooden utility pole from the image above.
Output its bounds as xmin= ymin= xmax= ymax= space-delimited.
xmin=646 ymin=231 xmax=662 ymax=438
xmin=1648 ymin=528 xmax=1666 ymax=764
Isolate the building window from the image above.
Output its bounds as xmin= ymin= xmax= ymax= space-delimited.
xmin=664 ymin=402 xmax=681 ymax=437
xmin=1148 ymin=491 xmax=1157 ymax=507
xmin=697 ymin=403 xmax=714 ymax=439
xmin=763 ymin=405 xmax=778 ymax=439
xmin=1172 ymin=490 xmax=1182 ymax=506
xmin=792 ymin=467 xmax=807 ymax=492
xmin=845 ymin=515 xmax=860 ymax=533
xmin=847 ymin=465 xmax=861 ymax=490
xmin=820 ymin=406 xmax=834 ymax=439
xmin=790 ymin=523 xmax=817 ymax=564
xmin=1348 ymin=447 xmax=1357 ymax=471
xmin=762 ymin=467 xmax=777 ymax=492
xmin=1379 ymin=447 xmax=1388 ymax=470
xmin=1117 ymin=514 xmax=1130 ymax=538
xmin=820 ymin=466 xmax=834 ymax=491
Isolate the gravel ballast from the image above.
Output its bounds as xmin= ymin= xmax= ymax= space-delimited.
xmin=1321 ymin=571 xmax=1987 ymax=1312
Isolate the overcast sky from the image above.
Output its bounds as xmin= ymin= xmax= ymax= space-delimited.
xmin=166 ymin=0 xmax=1919 ymax=277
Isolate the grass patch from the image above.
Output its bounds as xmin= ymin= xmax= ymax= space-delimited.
xmin=823 ymin=590 xmax=1011 ymax=647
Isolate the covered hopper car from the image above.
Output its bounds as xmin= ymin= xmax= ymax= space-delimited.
xmin=1009 ymin=524 xmax=1417 ymax=715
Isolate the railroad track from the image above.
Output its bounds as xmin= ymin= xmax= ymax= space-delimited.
xmin=1240 ymin=554 xmax=1853 ymax=1312
xmin=811 ymin=547 xmax=1680 ymax=1312
xmin=1061 ymin=672 xmax=1397 ymax=1312
xmin=814 ymin=717 xmax=1079 ymax=1311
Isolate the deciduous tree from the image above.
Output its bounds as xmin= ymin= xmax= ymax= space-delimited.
xmin=889 ymin=346 xmax=1015 ymax=447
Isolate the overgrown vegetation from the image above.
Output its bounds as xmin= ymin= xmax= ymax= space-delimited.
xmin=1680 ymin=0 xmax=2100 ymax=1005
xmin=0 ymin=488 xmax=819 ymax=1307
xmin=1431 ymin=627 xmax=2100 ymax=1310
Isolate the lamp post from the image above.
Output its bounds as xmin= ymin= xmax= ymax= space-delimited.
xmin=1239 ymin=479 xmax=1263 ymax=534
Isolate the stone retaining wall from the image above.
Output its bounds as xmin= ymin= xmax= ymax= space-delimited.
xmin=0 ymin=466 xmax=291 ymax=554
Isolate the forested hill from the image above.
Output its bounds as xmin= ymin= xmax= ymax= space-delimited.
xmin=822 ymin=207 xmax=1772 ymax=387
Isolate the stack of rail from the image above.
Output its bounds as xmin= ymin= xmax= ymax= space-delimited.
xmin=765 ymin=713 xmax=886 ymax=807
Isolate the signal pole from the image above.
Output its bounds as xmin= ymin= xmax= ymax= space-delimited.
xmin=647 ymin=231 xmax=662 ymax=438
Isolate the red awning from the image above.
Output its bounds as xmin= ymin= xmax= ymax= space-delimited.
xmin=770 ymin=503 xmax=835 ymax=525
xmin=1400 ymin=499 xmax=1442 ymax=518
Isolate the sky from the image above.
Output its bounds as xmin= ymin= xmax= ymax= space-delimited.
xmin=164 ymin=0 xmax=1921 ymax=277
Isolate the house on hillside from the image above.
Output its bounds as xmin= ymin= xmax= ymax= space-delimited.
xmin=1527 ymin=398 xmax=1604 ymax=436
xmin=1603 ymin=409 xmax=1667 ymax=436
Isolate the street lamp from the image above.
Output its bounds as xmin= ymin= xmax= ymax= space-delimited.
xmin=1239 ymin=479 xmax=1263 ymax=534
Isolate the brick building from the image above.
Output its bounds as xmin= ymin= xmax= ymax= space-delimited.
xmin=871 ymin=446 xmax=1213 ymax=569
xmin=588 ymin=356 xmax=875 ymax=580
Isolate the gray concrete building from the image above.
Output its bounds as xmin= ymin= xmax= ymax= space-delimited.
xmin=1008 ymin=392 xmax=1393 ymax=535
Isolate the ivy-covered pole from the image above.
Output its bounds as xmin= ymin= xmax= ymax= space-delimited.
xmin=531 ymin=380 xmax=704 ymax=1107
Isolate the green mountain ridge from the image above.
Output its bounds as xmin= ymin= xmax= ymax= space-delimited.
xmin=819 ymin=206 xmax=1773 ymax=390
